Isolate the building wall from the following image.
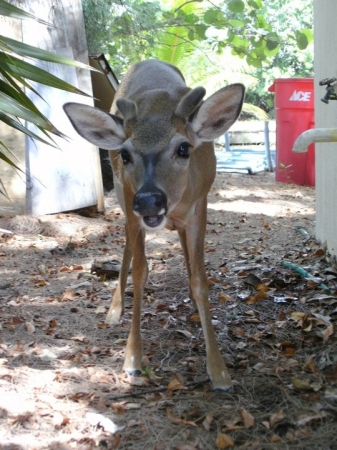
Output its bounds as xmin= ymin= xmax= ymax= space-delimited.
xmin=314 ymin=0 xmax=337 ymax=258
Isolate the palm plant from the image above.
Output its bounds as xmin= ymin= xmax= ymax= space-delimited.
xmin=0 ymin=0 xmax=91 ymax=196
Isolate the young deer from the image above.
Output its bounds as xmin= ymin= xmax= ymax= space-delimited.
xmin=63 ymin=60 xmax=245 ymax=391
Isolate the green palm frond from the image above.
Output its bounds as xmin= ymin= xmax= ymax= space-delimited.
xmin=153 ymin=28 xmax=195 ymax=67
xmin=0 ymin=0 xmax=51 ymax=25
xmin=0 ymin=35 xmax=93 ymax=70
xmin=151 ymin=0 xmax=202 ymax=67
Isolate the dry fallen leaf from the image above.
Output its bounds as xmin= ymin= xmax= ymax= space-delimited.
xmin=166 ymin=408 xmax=197 ymax=427
xmin=296 ymin=411 xmax=327 ymax=426
xmin=303 ymin=358 xmax=316 ymax=373
xmin=202 ymin=413 xmax=214 ymax=431
xmin=216 ymin=433 xmax=234 ymax=449
xmin=167 ymin=373 xmax=185 ymax=391
xmin=245 ymin=290 xmax=267 ymax=304
xmin=176 ymin=329 xmax=195 ymax=339
xmin=175 ymin=445 xmax=199 ymax=450
xmin=25 ymin=321 xmax=35 ymax=334
xmin=218 ymin=292 xmax=234 ymax=303
xmin=269 ymin=434 xmax=281 ymax=442
xmin=208 ymin=276 xmax=221 ymax=285
xmin=52 ymin=411 xmax=69 ymax=428
xmin=59 ymin=288 xmax=76 ymax=301
xmin=269 ymin=410 xmax=284 ymax=428
xmin=95 ymin=305 xmax=106 ymax=314
xmin=322 ymin=324 xmax=334 ymax=341
xmin=12 ymin=316 xmax=22 ymax=324
xmin=110 ymin=403 xmax=126 ymax=414
xmin=239 ymin=408 xmax=255 ymax=429
xmin=286 ymin=427 xmax=310 ymax=442
xmin=234 ymin=327 xmax=246 ymax=337
xmin=189 ymin=312 xmax=201 ymax=323
xmin=49 ymin=319 xmax=57 ymax=328
xmin=244 ymin=273 xmax=262 ymax=287
xmin=292 ymin=378 xmax=314 ymax=391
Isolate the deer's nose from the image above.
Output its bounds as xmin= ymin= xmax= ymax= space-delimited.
xmin=133 ymin=188 xmax=167 ymax=218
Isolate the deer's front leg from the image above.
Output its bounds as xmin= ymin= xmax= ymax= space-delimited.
xmin=178 ymin=229 xmax=196 ymax=310
xmin=106 ymin=223 xmax=132 ymax=324
xmin=123 ymin=222 xmax=147 ymax=375
xmin=185 ymin=197 xmax=232 ymax=391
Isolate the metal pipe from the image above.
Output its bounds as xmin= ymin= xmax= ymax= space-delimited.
xmin=224 ymin=132 xmax=230 ymax=152
xmin=293 ymin=128 xmax=337 ymax=153
xmin=264 ymin=121 xmax=274 ymax=172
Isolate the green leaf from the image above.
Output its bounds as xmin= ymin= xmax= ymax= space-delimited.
xmin=228 ymin=0 xmax=245 ymax=13
xmin=0 ymin=77 xmax=41 ymax=113
xmin=0 ymin=144 xmax=22 ymax=172
xmin=0 ymin=91 xmax=56 ymax=130
xmin=0 ymin=0 xmax=51 ymax=25
xmin=195 ymin=24 xmax=207 ymax=40
xmin=248 ymin=0 xmax=262 ymax=9
xmin=0 ymin=35 xmax=94 ymax=70
xmin=232 ymin=35 xmax=249 ymax=48
xmin=266 ymin=33 xmax=280 ymax=52
xmin=0 ymin=112 xmax=56 ymax=147
xmin=0 ymin=53 xmax=90 ymax=96
xmin=228 ymin=19 xmax=245 ymax=28
xmin=247 ymin=55 xmax=263 ymax=68
xmin=256 ymin=13 xmax=268 ymax=29
xmin=0 ymin=172 xmax=10 ymax=199
xmin=0 ymin=67 xmax=64 ymax=129
xmin=296 ymin=29 xmax=313 ymax=50
xmin=184 ymin=13 xmax=199 ymax=25
xmin=296 ymin=31 xmax=309 ymax=50
xmin=203 ymin=9 xmax=221 ymax=25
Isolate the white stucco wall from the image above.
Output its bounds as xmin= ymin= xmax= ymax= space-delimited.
xmin=314 ymin=0 xmax=337 ymax=258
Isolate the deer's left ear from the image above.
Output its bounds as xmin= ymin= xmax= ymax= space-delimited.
xmin=190 ymin=84 xmax=245 ymax=141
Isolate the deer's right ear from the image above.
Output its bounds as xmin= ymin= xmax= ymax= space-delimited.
xmin=63 ymin=103 xmax=125 ymax=150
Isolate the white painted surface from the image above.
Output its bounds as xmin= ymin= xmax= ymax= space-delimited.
xmin=314 ymin=0 xmax=337 ymax=258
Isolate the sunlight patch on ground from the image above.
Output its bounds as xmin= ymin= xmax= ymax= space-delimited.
xmin=208 ymin=199 xmax=315 ymax=217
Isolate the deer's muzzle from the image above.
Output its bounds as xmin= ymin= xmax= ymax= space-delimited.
xmin=133 ymin=188 xmax=167 ymax=228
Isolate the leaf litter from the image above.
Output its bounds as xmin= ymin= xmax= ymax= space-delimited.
xmin=0 ymin=172 xmax=336 ymax=449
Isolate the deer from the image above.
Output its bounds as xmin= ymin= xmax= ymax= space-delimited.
xmin=63 ymin=59 xmax=245 ymax=391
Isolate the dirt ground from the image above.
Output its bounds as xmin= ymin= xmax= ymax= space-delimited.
xmin=0 ymin=172 xmax=336 ymax=450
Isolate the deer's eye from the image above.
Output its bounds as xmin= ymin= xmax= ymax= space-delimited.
xmin=177 ymin=142 xmax=190 ymax=158
xmin=119 ymin=148 xmax=132 ymax=165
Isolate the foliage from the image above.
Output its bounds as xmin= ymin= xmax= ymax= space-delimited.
xmin=82 ymin=0 xmax=164 ymax=77
xmin=82 ymin=0 xmax=313 ymax=116
xmin=82 ymin=0 xmax=313 ymax=78
xmin=204 ymin=0 xmax=313 ymax=70
xmin=0 ymin=0 xmax=92 ymax=196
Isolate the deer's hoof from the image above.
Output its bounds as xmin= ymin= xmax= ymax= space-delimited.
xmin=105 ymin=309 xmax=122 ymax=325
xmin=125 ymin=369 xmax=142 ymax=377
xmin=208 ymin=369 xmax=233 ymax=393
xmin=212 ymin=385 xmax=234 ymax=393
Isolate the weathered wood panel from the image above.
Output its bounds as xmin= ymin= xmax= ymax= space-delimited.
xmin=20 ymin=0 xmax=104 ymax=214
